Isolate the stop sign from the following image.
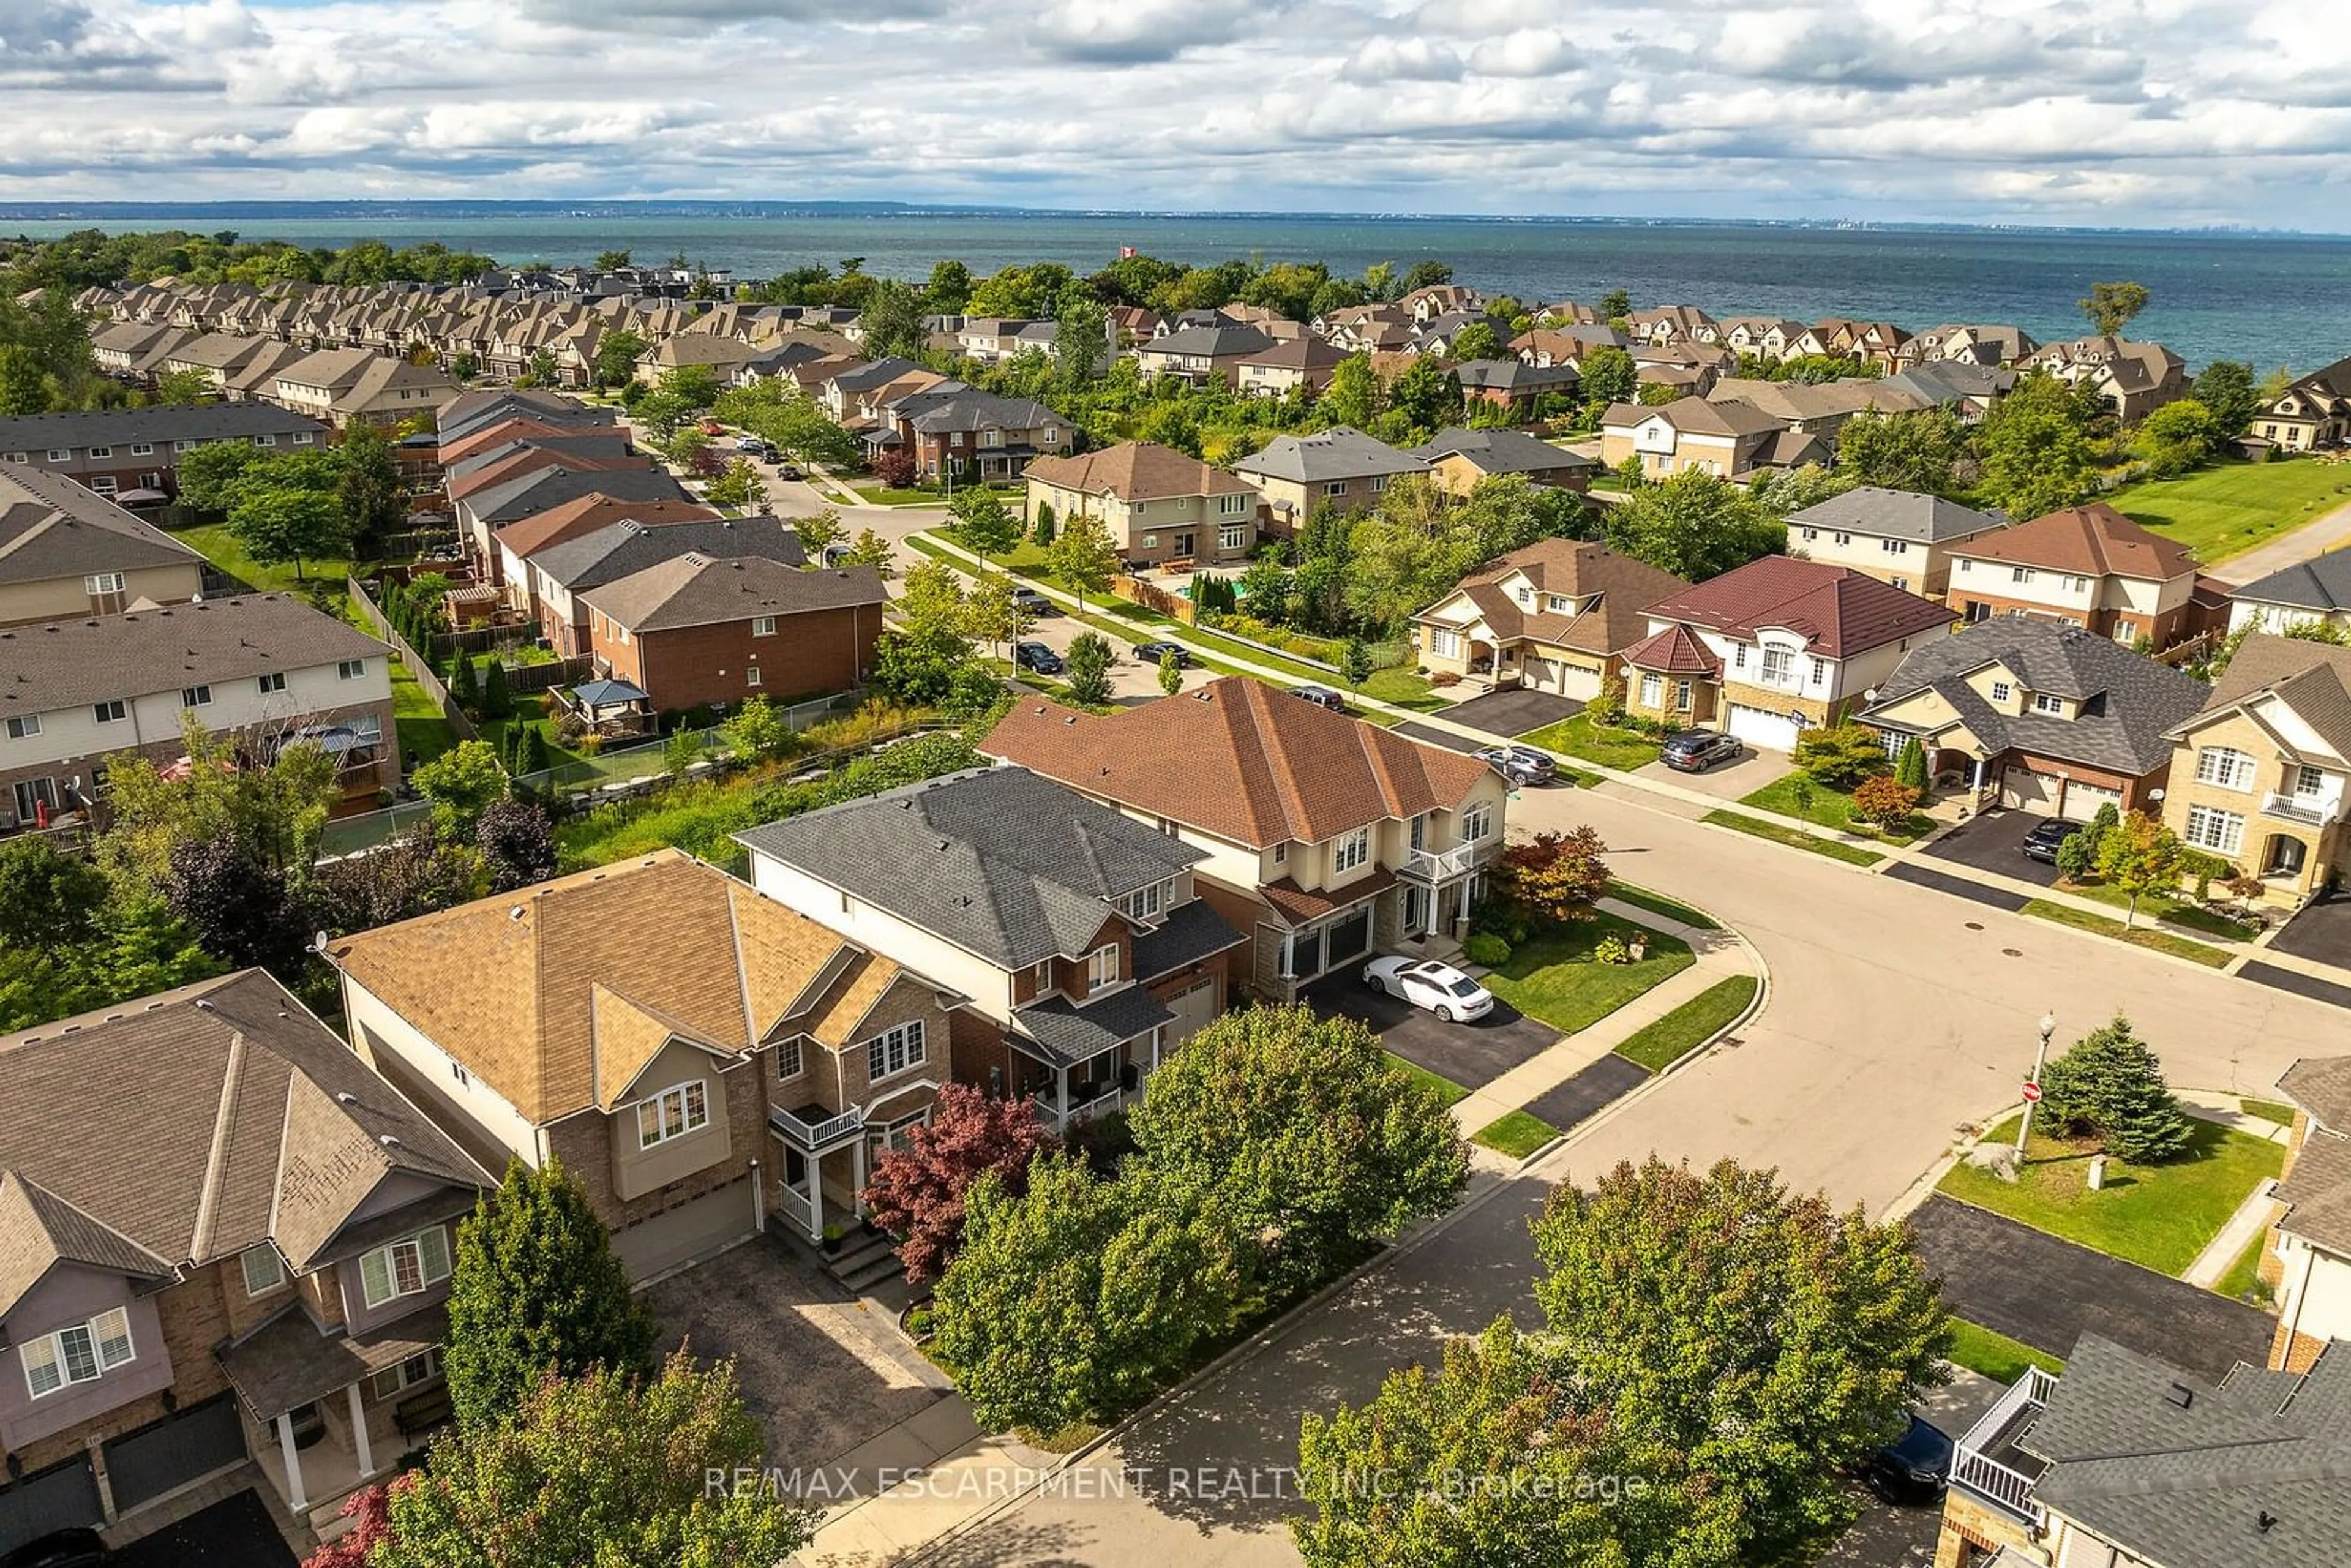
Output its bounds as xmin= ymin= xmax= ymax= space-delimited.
xmin=2022 ymin=1082 xmax=2044 ymax=1103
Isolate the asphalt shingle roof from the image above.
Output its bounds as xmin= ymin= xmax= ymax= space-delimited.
xmin=1022 ymin=441 xmax=1257 ymax=502
xmin=576 ymin=553 xmax=883 ymax=633
xmin=0 ymin=593 xmax=386 ymax=715
xmin=0 ymin=464 xmax=205 ymax=588
xmin=2281 ymin=1055 xmax=2351 ymax=1131
xmin=1012 ymin=988 xmax=1179 ymax=1067
xmin=1788 ymin=486 xmax=2011 ymax=546
xmin=2230 ymin=550 xmax=2351 ymax=615
xmin=1640 ymin=555 xmax=1955 ymax=659
xmin=1231 ymin=426 xmax=1429 ymax=485
xmin=465 ymin=465 xmax=692 ymax=526
xmin=2182 ymin=634 xmax=2351 ymax=757
xmin=1406 ymin=427 xmax=1596 ymax=476
xmin=0 ymin=403 xmax=324 ymax=452
xmin=1130 ymin=897 xmax=1250 ymax=982
xmin=1952 ymin=502 xmax=2198 ymax=581
xmin=735 ymin=768 xmax=1213 ymax=969
xmin=528 ymin=516 xmax=807 ymax=591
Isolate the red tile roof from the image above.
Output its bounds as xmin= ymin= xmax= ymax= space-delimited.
xmin=1639 ymin=555 xmax=1955 ymax=658
xmin=981 ymin=677 xmax=1493 ymax=849
xmin=1621 ymin=623 xmax=1722 ymax=675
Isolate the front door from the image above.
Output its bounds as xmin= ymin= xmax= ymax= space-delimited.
xmin=1402 ymin=885 xmax=1430 ymax=937
xmin=2267 ymin=835 xmax=2308 ymax=879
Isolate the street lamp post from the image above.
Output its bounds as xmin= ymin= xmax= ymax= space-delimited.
xmin=2015 ymin=1011 xmax=2058 ymax=1155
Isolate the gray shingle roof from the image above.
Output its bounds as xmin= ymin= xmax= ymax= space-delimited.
xmin=0 ymin=403 xmax=324 ymax=452
xmin=1862 ymin=620 xmax=2209 ymax=776
xmin=734 ymin=767 xmax=1210 ymax=969
xmin=1788 ymin=486 xmax=2011 ymax=546
xmin=0 ymin=593 xmax=387 ymax=715
xmin=468 ymin=465 xmax=692 ymax=526
xmin=1141 ymin=325 xmax=1275 ymax=358
xmin=576 ymin=553 xmax=883 ymax=633
xmin=1130 ymin=897 xmax=1248 ymax=983
xmin=2275 ymin=1128 xmax=2351 ymax=1256
xmin=1406 ymin=427 xmax=1595 ymax=476
xmin=1231 ymin=426 xmax=1429 ymax=485
xmin=2023 ymin=1333 xmax=2351 ymax=1567
xmin=1013 ymin=988 xmax=1178 ymax=1067
xmin=2230 ymin=550 xmax=2351 ymax=615
xmin=0 ymin=465 xmax=205 ymax=588
xmin=529 ymin=516 xmax=808 ymax=591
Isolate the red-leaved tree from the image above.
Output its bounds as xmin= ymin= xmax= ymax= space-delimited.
xmin=1493 ymin=826 xmax=1611 ymax=925
xmin=872 ymin=448 xmax=919 ymax=488
xmin=301 ymin=1482 xmax=397 ymax=1568
xmin=860 ymin=1083 xmax=1057 ymax=1285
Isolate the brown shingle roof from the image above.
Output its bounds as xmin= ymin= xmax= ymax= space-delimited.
xmin=1639 ymin=555 xmax=1955 ymax=659
xmin=981 ymin=677 xmax=1493 ymax=849
xmin=1952 ymin=503 xmax=2198 ymax=580
xmin=2184 ymin=634 xmax=2351 ymax=757
xmin=446 ymin=445 xmax=648 ymax=502
xmin=493 ymin=495 xmax=721 ymax=563
xmin=0 ymin=464 xmax=205 ymax=589
xmin=1423 ymin=539 xmax=1692 ymax=658
xmin=1022 ymin=441 xmax=1257 ymax=502
xmin=2283 ymin=1056 xmax=2351 ymax=1132
xmin=1622 ymin=622 xmax=1722 ymax=676
xmin=577 ymin=553 xmax=885 ymax=634
xmin=331 ymin=852 xmax=880 ymax=1123
xmin=1601 ymin=396 xmax=1787 ymax=438
xmin=0 ymin=593 xmax=387 ymax=715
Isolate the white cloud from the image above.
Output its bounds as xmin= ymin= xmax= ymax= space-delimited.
xmin=0 ymin=0 xmax=2336 ymax=225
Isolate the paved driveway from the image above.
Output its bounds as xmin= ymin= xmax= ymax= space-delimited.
xmin=1439 ymin=687 xmax=1583 ymax=738
xmin=113 ymin=1490 xmax=296 ymax=1568
xmin=647 ymin=1236 xmax=950 ymax=1478
xmin=1521 ymin=1054 xmax=1649 ymax=1133
xmin=1884 ymin=862 xmax=2032 ymax=912
xmin=1922 ymin=809 xmax=2061 ymax=887
xmin=1631 ymin=745 xmax=1793 ymax=801
xmin=1907 ymin=1196 xmax=2274 ymax=1380
xmin=2270 ymin=896 xmax=2351 ymax=969
xmin=1302 ymin=970 xmax=1559 ymax=1089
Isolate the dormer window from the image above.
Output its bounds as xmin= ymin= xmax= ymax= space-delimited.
xmin=2032 ymin=693 xmax=2063 ymax=715
xmin=1990 ymin=681 xmax=2012 ymax=702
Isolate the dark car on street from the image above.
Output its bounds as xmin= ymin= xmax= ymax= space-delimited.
xmin=1010 ymin=587 xmax=1055 ymax=617
xmin=1476 ymin=745 xmax=1558 ymax=786
xmin=1291 ymin=685 xmax=1347 ymax=710
xmin=1134 ymin=641 xmax=1191 ymax=668
xmin=2022 ymin=817 xmax=2084 ymax=865
xmin=1659 ymin=729 xmax=1744 ymax=773
xmin=1860 ymin=1414 xmax=1952 ymax=1505
xmin=1014 ymin=641 xmax=1065 ymax=675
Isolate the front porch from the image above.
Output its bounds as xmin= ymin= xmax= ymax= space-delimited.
xmin=768 ymin=1086 xmax=944 ymax=1244
xmin=1007 ymin=985 xmax=1176 ymax=1133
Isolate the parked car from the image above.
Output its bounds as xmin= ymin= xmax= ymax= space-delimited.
xmin=822 ymin=542 xmax=853 ymax=566
xmin=1362 ymin=956 xmax=1494 ymax=1022
xmin=1010 ymin=587 xmax=1055 ymax=617
xmin=1134 ymin=641 xmax=1191 ymax=668
xmin=698 ymin=419 xmax=725 ymax=436
xmin=776 ymin=464 xmax=804 ymax=480
xmin=1291 ymin=685 xmax=1347 ymax=710
xmin=1859 ymin=1414 xmax=1952 ymax=1505
xmin=1659 ymin=729 xmax=1744 ymax=773
xmin=732 ymin=435 xmax=767 ymax=452
xmin=1014 ymin=641 xmax=1065 ymax=675
xmin=1 ymin=1530 xmax=108 ymax=1568
xmin=1477 ymin=745 xmax=1557 ymax=787
xmin=2022 ymin=818 xmax=2084 ymax=865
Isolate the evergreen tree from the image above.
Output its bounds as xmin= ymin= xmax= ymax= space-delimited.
xmin=478 ymin=658 xmax=513 ymax=720
xmin=444 ymin=1155 xmax=658 ymax=1431
xmin=1895 ymin=737 xmax=1929 ymax=793
xmin=2034 ymin=1014 xmax=2192 ymax=1162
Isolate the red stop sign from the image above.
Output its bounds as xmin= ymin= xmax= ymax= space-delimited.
xmin=2022 ymin=1082 xmax=2044 ymax=1103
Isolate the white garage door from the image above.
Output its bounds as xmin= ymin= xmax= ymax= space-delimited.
xmin=2060 ymin=780 xmax=2124 ymax=822
xmin=2001 ymin=765 xmax=2057 ymax=814
xmin=1163 ymin=981 xmax=1218 ymax=1049
xmin=1537 ymin=657 xmax=1601 ymax=701
xmin=1725 ymin=703 xmax=1801 ymax=752
xmin=612 ymin=1179 xmax=757 ymax=1283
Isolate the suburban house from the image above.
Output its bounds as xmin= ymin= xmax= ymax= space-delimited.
xmin=1597 ymin=396 xmax=1794 ymax=479
xmin=0 ymin=465 xmax=206 ymax=626
xmin=2159 ymin=633 xmax=2351 ymax=901
xmin=1934 ymin=1332 xmax=2349 ymax=1568
xmin=1704 ymin=377 xmax=1925 ymax=437
xmin=491 ymin=494 xmax=722 ymax=623
xmin=1449 ymin=359 xmax=1581 ymax=421
xmin=1231 ymin=337 xmax=1347 ymax=400
xmin=1128 ymin=325 xmax=1275 ymax=386
xmin=1229 ymin=426 xmax=1430 ymax=536
xmin=1718 ymin=317 xmax=1811 ymax=360
xmin=1411 ymin=539 xmax=1691 ymax=699
xmin=983 ymin=678 xmax=1509 ymax=997
xmin=1621 ymin=555 xmax=1957 ymax=749
xmin=1785 ymin=487 xmax=2012 ymax=598
xmin=1859 ymin=619 xmax=2209 ymax=816
xmin=2255 ymin=354 xmax=2351 ymax=452
xmin=515 ymin=509 xmax=786 ymax=652
xmin=737 ymin=768 xmax=1246 ymax=1134
xmin=333 ymin=850 xmax=959 ymax=1271
xmin=1873 ymin=360 xmax=2017 ymax=422
xmin=0 ymin=405 xmax=326 ymax=505
xmin=268 ymin=350 xmax=457 ymax=429
xmin=1510 ymin=325 xmax=1627 ymax=367
xmin=435 ymin=388 xmax=617 ymax=454
xmin=0 ymin=969 xmax=492 ymax=1549
xmin=1909 ymin=323 xmax=2039 ymax=366
xmin=1625 ymin=305 xmax=1717 ymax=346
xmin=1943 ymin=503 xmax=2216 ymax=649
xmin=1630 ymin=343 xmax=1737 ymax=399
xmin=631 ymin=332 xmax=762 ymax=384
xmin=2268 ymin=1056 xmax=2351 ymax=1375
xmin=443 ymin=438 xmax=650 ymax=514
xmin=89 ymin=321 xmax=193 ymax=383
xmin=876 ymin=389 xmax=1070 ymax=483
xmin=2023 ymin=336 xmax=2191 ymax=423
xmin=1019 ymin=442 xmax=1259 ymax=568
xmin=1404 ymin=427 xmax=1595 ymax=495
xmin=578 ymin=553 xmax=887 ymax=713
xmin=2227 ymin=550 xmax=2351 ymax=637
xmin=1399 ymin=284 xmax=1483 ymax=323
xmin=456 ymin=466 xmax=694 ymax=587
xmin=0 ymin=595 xmax=396 ymax=834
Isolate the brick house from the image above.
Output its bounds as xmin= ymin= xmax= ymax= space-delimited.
xmin=2266 ymin=1056 xmax=2351 ymax=1376
xmin=518 ymin=512 xmax=795 ymax=655
xmin=1620 ymin=555 xmax=1957 ymax=751
xmin=0 ymin=970 xmax=492 ymax=1550
xmin=983 ymin=678 xmax=1509 ymax=997
xmin=1228 ymin=426 xmax=1430 ymax=538
xmin=0 ymin=405 xmax=327 ymax=508
xmin=578 ymin=553 xmax=886 ymax=713
xmin=1411 ymin=538 xmax=1690 ymax=700
xmin=0 ymin=595 xmax=396 ymax=835
xmin=0 ymin=466 xmax=206 ymax=628
xmin=738 ymin=767 xmax=1247 ymax=1134
xmin=333 ymin=850 xmax=959 ymax=1270
xmin=1597 ymin=396 xmax=1791 ymax=479
xmin=1020 ymin=441 xmax=1261 ymax=568
xmin=490 ymin=495 xmax=722 ymax=628
xmin=1403 ymin=427 xmax=1595 ymax=496
xmin=1943 ymin=503 xmax=2219 ymax=651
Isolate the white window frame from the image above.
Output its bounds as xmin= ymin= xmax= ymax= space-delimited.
xmin=2195 ymin=747 xmax=2255 ymax=791
xmin=45 ymin=449 xmax=68 ymax=462
xmin=1322 ymin=480 xmax=1349 ymax=498
xmin=6 ymin=715 xmax=39 ymax=740
xmin=774 ymin=1038 xmax=804 ymax=1081
xmin=130 ymin=442 xmax=154 ymax=457
xmin=181 ymin=684 xmax=212 ymax=708
xmin=751 ymin=617 xmax=778 ymax=638
xmin=1990 ymin=681 xmax=2012 ymax=701
xmin=358 ymin=1226 xmax=452 ymax=1310
xmin=256 ymin=672 xmax=286 ymax=695
xmin=1087 ymin=943 xmax=1121 ymax=992
xmin=1218 ymin=493 xmax=1248 ymax=516
xmin=1640 ymin=672 xmax=1663 ymax=707
xmin=1120 ymin=880 xmax=1166 ymax=921
xmin=865 ymin=1019 xmax=927 ymax=1083
xmin=337 ymin=659 xmax=366 ymax=680
xmin=1760 ymin=648 xmax=1794 ymax=685
xmin=84 ymin=572 xmax=125 ymax=595
xmin=1333 ymin=826 xmax=1371 ymax=874
xmin=1461 ymin=803 xmax=1492 ymax=842
xmin=2183 ymin=804 xmax=2245 ymax=855
xmin=1219 ymin=523 xmax=1248 ymax=551
xmin=745 ymin=664 xmax=763 ymax=688
xmin=92 ymin=700 xmax=126 ymax=724
xmin=2031 ymin=693 xmax=2063 ymax=715
xmin=1428 ymin=628 xmax=1461 ymax=659
xmin=87 ymin=446 xmax=111 ymax=459
xmin=370 ymin=1347 xmax=444 ymax=1401
xmin=21 ymin=1308 xmax=135 ymax=1399
xmin=241 ymin=1245 xmax=287 ymax=1297
xmin=634 ymin=1079 xmax=711 ymax=1150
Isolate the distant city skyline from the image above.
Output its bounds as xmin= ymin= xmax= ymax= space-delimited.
xmin=0 ymin=1 xmax=2342 ymax=228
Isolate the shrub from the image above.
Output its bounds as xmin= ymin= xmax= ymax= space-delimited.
xmin=1793 ymin=722 xmax=1892 ymax=788
xmin=1591 ymin=936 xmax=1631 ymax=966
xmin=1430 ymin=670 xmax=1461 ymax=688
xmin=1850 ymin=775 xmax=1921 ymax=830
xmin=1895 ymin=737 xmax=1929 ymax=793
xmin=1463 ymin=931 xmax=1511 ymax=968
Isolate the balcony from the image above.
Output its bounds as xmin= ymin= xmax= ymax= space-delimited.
xmin=1031 ymin=1084 xmax=1126 ymax=1133
xmin=770 ymin=1102 xmax=863 ymax=1152
xmin=1400 ymin=841 xmax=1480 ymax=884
xmin=2262 ymin=790 xmax=2342 ymax=828
xmin=1948 ymin=1365 xmax=2058 ymax=1526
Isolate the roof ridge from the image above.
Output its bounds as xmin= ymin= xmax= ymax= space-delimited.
xmin=198 ymin=1026 xmax=250 ymax=1267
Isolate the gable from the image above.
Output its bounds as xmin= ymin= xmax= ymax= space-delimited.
xmin=606 ymin=1032 xmax=730 ymax=1115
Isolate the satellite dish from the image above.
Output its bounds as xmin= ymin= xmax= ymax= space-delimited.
xmin=312 ymin=929 xmax=332 ymax=955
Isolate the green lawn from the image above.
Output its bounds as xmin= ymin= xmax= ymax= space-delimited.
xmin=1606 ymin=880 xmax=1721 ymax=931
xmin=2049 ymin=876 xmax=2259 ymax=942
xmin=1702 ymin=809 xmax=1885 ymax=866
xmin=1472 ymin=1111 xmax=1561 ymax=1160
xmin=2019 ymin=899 xmax=2231 ymax=968
xmin=2215 ymin=1233 xmax=2274 ymax=1306
xmin=1520 ymin=711 xmax=1659 ymax=772
xmin=1946 ymin=1319 xmax=2066 ymax=1384
xmin=174 ymin=521 xmax=362 ymax=597
xmin=1939 ymin=1113 xmax=2286 ymax=1276
xmin=1478 ymin=913 xmax=1693 ymax=1035
xmin=387 ymin=655 xmax=459 ymax=768
xmin=1388 ymin=1051 xmax=1469 ymax=1110
xmin=2241 ymin=1098 xmax=2297 ymax=1128
xmin=2109 ymin=457 xmax=2351 ymax=566
xmin=1612 ymin=975 xmax=1759 ymax=1074
xmin=852 ymin=483 xmax=948 ymax=506
xmin=1739 ymin=773 xmax=1930 ymax=846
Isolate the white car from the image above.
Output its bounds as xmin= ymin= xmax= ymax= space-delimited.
xmin=1362 ymin=956 xmax=1494 ymax=1022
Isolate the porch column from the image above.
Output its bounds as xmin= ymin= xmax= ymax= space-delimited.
xmin=1150 ymin=1025 xmax=1163 ymax=1073
xmin=804 ymin=1157 xmax=823 ymax=1241
xmin=850 ymin=1139 xmax=867 ymax=1219
xmin=347 ymin=1382 xmax=375 ymax=1479
xmin=276 ymin=1411 xmax=309 ymax=1512
xmin=1057 ymin=1068 xmax=1070 ymax=1131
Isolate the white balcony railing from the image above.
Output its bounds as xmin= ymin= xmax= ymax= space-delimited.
xmin=1032 ymin=1085 xmax=1125 ymax=1132
xmin=771 ymin=1103 xmax=863 ymax=1151
xmin=1948 ymin=1365 xmax=2058 ymax=1525
xmin=2262 ymin=790 xmax=2342 ymax=827
xmin=1403 ymin=841 xmax=1479 ymax=883
xmin=773 ymin=1181 xmax=817 ymax=1240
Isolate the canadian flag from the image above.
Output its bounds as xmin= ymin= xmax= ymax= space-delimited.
xmin=1119 ymin=246 xmax=1136 ymax=259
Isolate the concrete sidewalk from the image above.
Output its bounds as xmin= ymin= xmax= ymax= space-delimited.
xmin=2183 ymin=1179 xmax=2281 ymax=1289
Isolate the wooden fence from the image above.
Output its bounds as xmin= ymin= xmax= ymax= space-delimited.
xmin=346 ymin=575 xmax=479 ymax=744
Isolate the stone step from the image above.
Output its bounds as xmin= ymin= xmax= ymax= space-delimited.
xmin=839 ymin=1249 xmax=909 ymax=1294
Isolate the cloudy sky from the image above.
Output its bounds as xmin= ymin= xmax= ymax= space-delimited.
xmin=1 ymin=0 xmax=2345 ymax=227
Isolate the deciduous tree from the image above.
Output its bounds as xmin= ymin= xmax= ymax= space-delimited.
xmin=1046 ymin=512 xmax=1117 ymax=612
xmin=228 ymin=484 xmax=350 ymax=580
xmin=1793 ymin=721 xmax=1892 ymax=789
xmin=411 ymin=739 xmax=509 ymax=839
xmin=1973 ymin=372 xmax=2102 ymax=519
xmin=1063 ymin=631 xmax=1115 ymax=705
xmin=862 ymin=1083 xmax=1058 ymax=1285
xmin=792 ymin=505 xmax=845 ymax=561
xmin=0 ymin=836 xmax=108 ymax=950
xmin=1851 ymin=773 xmax=1921 ymax=829
xmin=1493 ymin=826 xmax=1610 ymax=925
xmin=2079 ymin=280 xmax=2151 ymax=336
xmin=1835 ymin=408 xmax=1968 ymax=495
xmin=476 ymin=799 xmax=557 ymax=891
xmin=2132 ymin=397 xmax=2220 ymax=478
xmin=1599 ymin=469 xmax=1784 ymax=582
xmin=2093 ymin=809 xmax=2185 ymax=928
xmin=950 ymin=486 xmax=1021 ymax=559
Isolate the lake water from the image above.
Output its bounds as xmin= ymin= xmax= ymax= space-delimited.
xmin=6 ymin=206 xmax=2347 ymax=373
